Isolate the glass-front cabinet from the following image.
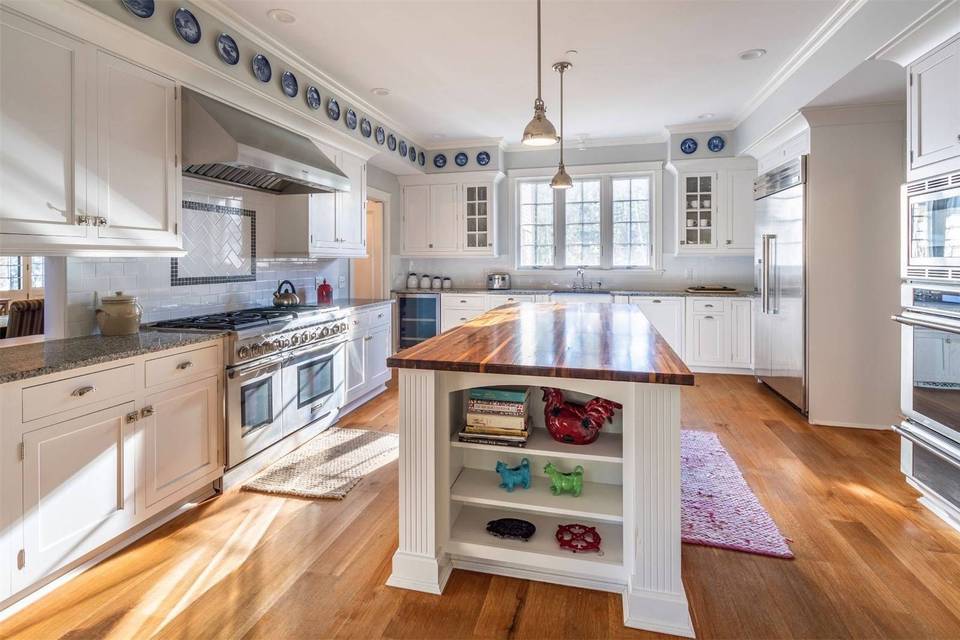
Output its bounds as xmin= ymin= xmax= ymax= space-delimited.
xmin=679 ymin=172 xmax=716 ymax=249
xmin=462 ymin=184 xmax=491 ymax=253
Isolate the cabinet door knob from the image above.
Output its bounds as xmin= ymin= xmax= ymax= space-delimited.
xmin=428 ymin=243 xmax=433 ymax=248
xmin=71 ymin=385 xmax=95 ymax=397
xmin=726 ymin=239 xmax=732 ymax=245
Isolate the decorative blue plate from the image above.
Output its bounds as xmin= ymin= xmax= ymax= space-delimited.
xmin=173 ymin=7 xmax=201 ymax=45
xmin=121 ymin=0 xmax=155 ymax=19
xmin=434 ymin=153 xmax=447 ymax=168
xmin=409 ymin=145 xmax=417 ymax=162
xmin=281 ymin=71 xmax=298 ymax=98
xmin=251 ymin=54 xmax=271 ymax=83
xmin=305 ymin=86 xmax=321 ymax=110
xmin=375 ymin=126 xmax=385 ymax=145
xmin=707 ymin=135 xmax=725 ymax=152
xmin=216 ymin=33 xmax=239 ymax=65
xmin=345 ymin=109 xmax=357 ymax=130
xmin=455 ymin=152 xmax=468 ymax=167
xmin=680 ymin=137 xmax=698 ymax=155
xmin=387 ymin=134 xmax=396 ymax=151
xmin=398 ymin=140 xmax=408 ymax=157
xmin=418 ymin=151 xmax=425 ymax=166
xmin=327 ymin=98 xmax=341 ymax=121
xmin=360 ymin=118 xmax=372 ymax=138
xmin=476 ymin=151 xmax=491 ymax=166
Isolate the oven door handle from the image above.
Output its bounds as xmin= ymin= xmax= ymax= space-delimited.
xmin=283 ymin=340 xmax=345 ymax=367
xmin=891 ymin=314 xmax=960 ymax=334
xmin=893 ymin=421 xmax=960 ymax=470
xmin=228 ymin=359 xmax=283 ymax=380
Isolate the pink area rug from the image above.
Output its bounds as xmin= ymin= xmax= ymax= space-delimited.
xmin=681 ymin=429 xmax=794 ymax=559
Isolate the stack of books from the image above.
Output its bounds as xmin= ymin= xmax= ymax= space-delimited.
xmin=458 ymin=387 xmax=531 ymax=448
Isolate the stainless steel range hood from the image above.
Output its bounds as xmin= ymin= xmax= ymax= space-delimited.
xmin=181 ymin=89 xmax=350 ymax=195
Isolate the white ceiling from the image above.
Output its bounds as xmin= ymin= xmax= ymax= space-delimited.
xmin=222 ymin=0 xmax=846 ymax=145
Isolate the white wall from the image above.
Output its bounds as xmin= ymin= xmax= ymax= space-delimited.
xmin=391 ymin=143 xmax=756 ymax=291
xmin=803 ymin=103 xmax=904 ymax=429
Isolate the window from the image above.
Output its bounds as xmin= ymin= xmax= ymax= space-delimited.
xmin=0 ymin=256 xmax=44 ymax=296
xmin=514 ymin=166 xmax=658 ymax=270
xmin=518 ymin=181 xmax=555 ymax=268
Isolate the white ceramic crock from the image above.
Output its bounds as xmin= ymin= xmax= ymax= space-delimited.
xmin=96 ymin=291 xmax=143 ymax=336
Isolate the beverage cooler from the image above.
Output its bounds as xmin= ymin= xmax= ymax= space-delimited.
xmin=395 ymin=293 xmax=440 ymax=350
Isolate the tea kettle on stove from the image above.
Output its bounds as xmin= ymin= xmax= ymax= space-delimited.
xmin=273 ymin=280 xmax=300 ymax=307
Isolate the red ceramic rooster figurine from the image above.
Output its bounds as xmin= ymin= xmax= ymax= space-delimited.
xmin=541 ymin=388 xmax=622 ymax=445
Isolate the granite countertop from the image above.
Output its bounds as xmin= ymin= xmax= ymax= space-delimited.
xmin=0 ymin=330 xmax=227 ymax=384
xmin=387 ymin=302 xmax=693 ymax=385
xmin=319 ymin=298 xmax=394 ymax=310
xmin=391 ymin=287 xmax=758 ymax=298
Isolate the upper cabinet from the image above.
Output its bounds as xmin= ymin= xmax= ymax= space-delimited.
xmin=671 ymin=157 xmax=756 ymax=256
xmin=908 ymin=34 xmax=960 ymax=181
xmin=399 ymin=171 xmax=504 ymax=257
xmin=274 ymin=145 xmax=368 ymax=259
xmin=0 ymin=9 xmax=182 ymax=255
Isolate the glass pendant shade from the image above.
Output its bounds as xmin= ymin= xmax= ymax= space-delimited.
xmin=551 ymin=163 xmax=572 ymax=189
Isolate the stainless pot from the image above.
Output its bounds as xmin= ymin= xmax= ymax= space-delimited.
xmin=273 ymin=280 xmax=300 ymax=307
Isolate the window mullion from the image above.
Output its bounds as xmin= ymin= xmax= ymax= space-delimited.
xmin=601 ymin=177 xmax=612 ymax=269
xmin=555 ymin=190 xmax=565 ymax=268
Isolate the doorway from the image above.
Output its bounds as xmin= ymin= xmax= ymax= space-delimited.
xmin=352 ymin=199 xmax=384 ymax=299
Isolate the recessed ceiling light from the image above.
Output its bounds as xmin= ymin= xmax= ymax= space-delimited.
xmin=738 ymin=48 xmax=766 ymax=61
xmin=698 ymin=113 xmax=714 ymax=120
xmin=430 ymin=133 xmax=446 ymax=140
xmin=370 ymin=87 xmax=390 ymax=96
xmin=267 ymin=8 xmax=296 ymax=24
xmin=565 ymin=49 xmax=578 ymax=56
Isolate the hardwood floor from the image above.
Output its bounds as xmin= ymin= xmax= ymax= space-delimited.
xmin=3 ymin=373 xmax=960 ymax=639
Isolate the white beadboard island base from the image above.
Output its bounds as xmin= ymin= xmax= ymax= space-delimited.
xmin=384 ymin=302 xmax=697 ymax=637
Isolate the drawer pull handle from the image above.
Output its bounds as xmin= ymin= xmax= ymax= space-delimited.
xmin=377 ymin=313 xmax=384 ymax=318
xmin=460 ymin=300 xmax=467 ymax=303
xmin=72 ymin=385 xmax=95 ymax=397
xmin=704 ymin=315 xmax=714 ymax=320
xmin=354 ymin=319 xmax=360 ymax=325
xmin=176 ymin=361 xmax=193 ymax=370
xmin=140 ymin=406 xmax=155 ymax=418
xmin=652 ymin=299 xmax=661 ymax=303
xmin=460 ymin=317 xmax=467 ymax=321
xmin=705 ymin=304 xmax=714 ymax=308
xmin=364 ymin=336 xmax=373 ymax=342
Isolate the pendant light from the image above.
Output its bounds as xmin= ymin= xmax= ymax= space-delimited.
xmin=521 ymin=0 xmax=558 ymax=146
xmin=550 ymin=61 xmax=573 ymax=189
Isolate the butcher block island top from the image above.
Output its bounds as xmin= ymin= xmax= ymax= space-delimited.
xmin=386 ymin=302 xmax=694 ymax=385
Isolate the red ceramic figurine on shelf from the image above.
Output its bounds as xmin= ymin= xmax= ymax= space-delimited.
xmin=541 ymin=387 xmax=622 ymax=445
xmin=317 ymin=278 xmax=333 ymax=304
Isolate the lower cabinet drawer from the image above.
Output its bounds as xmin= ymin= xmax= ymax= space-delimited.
xmin=144 ymin=343 xmax=221 ymax=388
xmin=443 ymin=294 xmax=488 ymax=308
xmin=21 ymin=364 xmax=137 ymax=422
xmin=691 ymin=299 xmax=726 ymax=313
xmin=486 ymin=294 xmax=535 ymax=310
xmin=368 ymin=305 xmax=391 ymax=328
xmin=441 ymin=307 xmax=484 ymax=332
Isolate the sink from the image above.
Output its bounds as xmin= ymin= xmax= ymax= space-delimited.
xmin=551 ymin=291 xmax=613 ymax=303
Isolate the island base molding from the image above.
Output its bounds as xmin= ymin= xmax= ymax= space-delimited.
xmin=386 ymin=367 xmax=695 ymax=636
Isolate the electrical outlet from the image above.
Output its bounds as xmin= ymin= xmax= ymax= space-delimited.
xmin=338 ymin=276 xmax=346 ymax=289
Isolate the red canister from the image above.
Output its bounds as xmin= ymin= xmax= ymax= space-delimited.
xmin=317 ymin=278 xmax=333 ymax=304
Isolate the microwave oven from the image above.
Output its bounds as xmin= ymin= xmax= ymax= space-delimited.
xmin=903 ymin=170 xmax=960 ymax=281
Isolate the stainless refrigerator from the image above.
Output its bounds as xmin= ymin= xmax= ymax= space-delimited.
xmin=754 ymin=156 xmax=807 ymax=413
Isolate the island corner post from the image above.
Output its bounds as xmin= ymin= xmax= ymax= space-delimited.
xmin=385 ymin=302 xmax=696 ymax=638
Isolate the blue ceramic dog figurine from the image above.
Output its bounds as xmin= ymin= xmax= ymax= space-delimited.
xmin=495 ymin=458 xmax=531 ymax=492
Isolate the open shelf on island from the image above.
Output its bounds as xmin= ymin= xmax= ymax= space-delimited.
xmin=450 ymin=468 xmax=623 ymax=523
xmin=451 ymin=428 xmax=623 ymax=463
xmin=447 ymin=505 xmax=624 ymax=581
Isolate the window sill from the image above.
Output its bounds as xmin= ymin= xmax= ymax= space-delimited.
xmin=514 ymin=266 xmax=665 ymax=274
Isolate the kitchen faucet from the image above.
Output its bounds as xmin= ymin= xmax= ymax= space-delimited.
xmin=574 ymin=267 xmax=586 ymax=290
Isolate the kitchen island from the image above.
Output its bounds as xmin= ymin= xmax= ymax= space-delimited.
xmin=385 ymin=302 xmax=696 ymax=637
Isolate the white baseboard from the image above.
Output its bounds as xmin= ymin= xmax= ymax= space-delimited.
xmin=688 ymin=365 xmax=753 ymax=375
xmin=449 ymin=556 xmax=626 ymax=594
xmin=622 ymin=585 xmax=696 ymax=638
xmin=809 ymin=419 xmax=891 ymax=430
xmin=386 ymin=550 xmax=452 ymax=595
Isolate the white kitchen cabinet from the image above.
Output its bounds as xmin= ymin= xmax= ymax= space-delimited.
xmin=671 ymin=158 xmax=756 ymax=256
xmin=345 ymin=334 xmax=366 ymax=400
xmin=484 ymin=293 xmax=536 ymax=310
xmin=908 ymin=35 xmax=960 ymax=178
xmin=399 ymin=171 xmax=504 ymax=257
xmin=729 ymin=299 xmax=753 ymax=366
xmin=344 ymin=305 xmax=393 ymax=405
xmin=688 ymin=312 xmax=726 ymax=365
xmin=683 ymin=297 xmax=753 ymax=371
xmin=19 ymin=402 xmax=138 ymax=587
xmin=0 ymin=10 xmax=182 ymax=255
xmin=364 ymin=324 xmax=392 ymax=389
xmin=141 ymin=376 xmax=220 ymax=509
xmin=628 ymin=296 xmax=684 ymax=356
xmin=274 ymin=146 xmax=367 ymax=258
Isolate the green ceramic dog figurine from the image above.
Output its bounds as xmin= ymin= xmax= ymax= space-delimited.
xmin=544 ymin=462 xmax=584 ymax=497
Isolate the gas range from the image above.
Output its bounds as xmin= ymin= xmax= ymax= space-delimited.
xmin=152 ymin=305 xmax=349 ymax=366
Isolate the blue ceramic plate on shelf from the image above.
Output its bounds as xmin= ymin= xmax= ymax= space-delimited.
xmin=251 ymin=54 xmax=271 ymax=83
xmin=398 ymin=140 xmax=408 ymax=157
xmin=707 ymin=135 xmax=725 ymax=152
xmin=418 ymin=151 xmax=425 ymax=166
xmin=305 ymin=86 xmax=321 ymax=110
xmin=121 ymin=0 xmax=155 ymax=19
xmin=476 ymin=151 xmax=490 ymax=166
xmin=387 ymin=134 xmax=396 ymax=151
xmin=680 ymin=137 xmax=698 ymax=154
xmin=216 ymin=33 xmax=239 ymax=65
xmin=281 ymin=71 xmax=298 ymax=98
xmin=345 ymin=109 xmax=358 ymax=130
xmin=409 ymin=145 xmax=417 ymax=161
xmin=434 ymin=153 xmax=447 ymax=168
xmin=327 ymin=98 xmax=341 ymax=121
xmin=360 ymin=118 xmax=372 ymax=138
xmin=173 ymin=7 xmax=201 ymax=44
xmin=375 ymin=126 xmax=385 ymax=145
xmin=455 ymin=152 xmax=468 ymax=167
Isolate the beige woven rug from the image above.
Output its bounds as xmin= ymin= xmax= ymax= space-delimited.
xmin=242 ymin=427 xmax=399 ymax=499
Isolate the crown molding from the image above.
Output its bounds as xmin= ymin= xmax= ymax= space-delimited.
xmin=800 ymin=100 xmax=906 ymax=127
xmin=871 ymin=0 xmax=959 ymax=65
xmin=503 ymin=133 xmax=666 ymax=153
xmin=732 ymin=0 xmax=869 ymax=129
xmin=664 ymin=121 xmax=737 ymax=135
xmin=422 ymin=137 xmax=506 ymax=152
xmin=197 ymin=0 xmax=423 ymax=148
